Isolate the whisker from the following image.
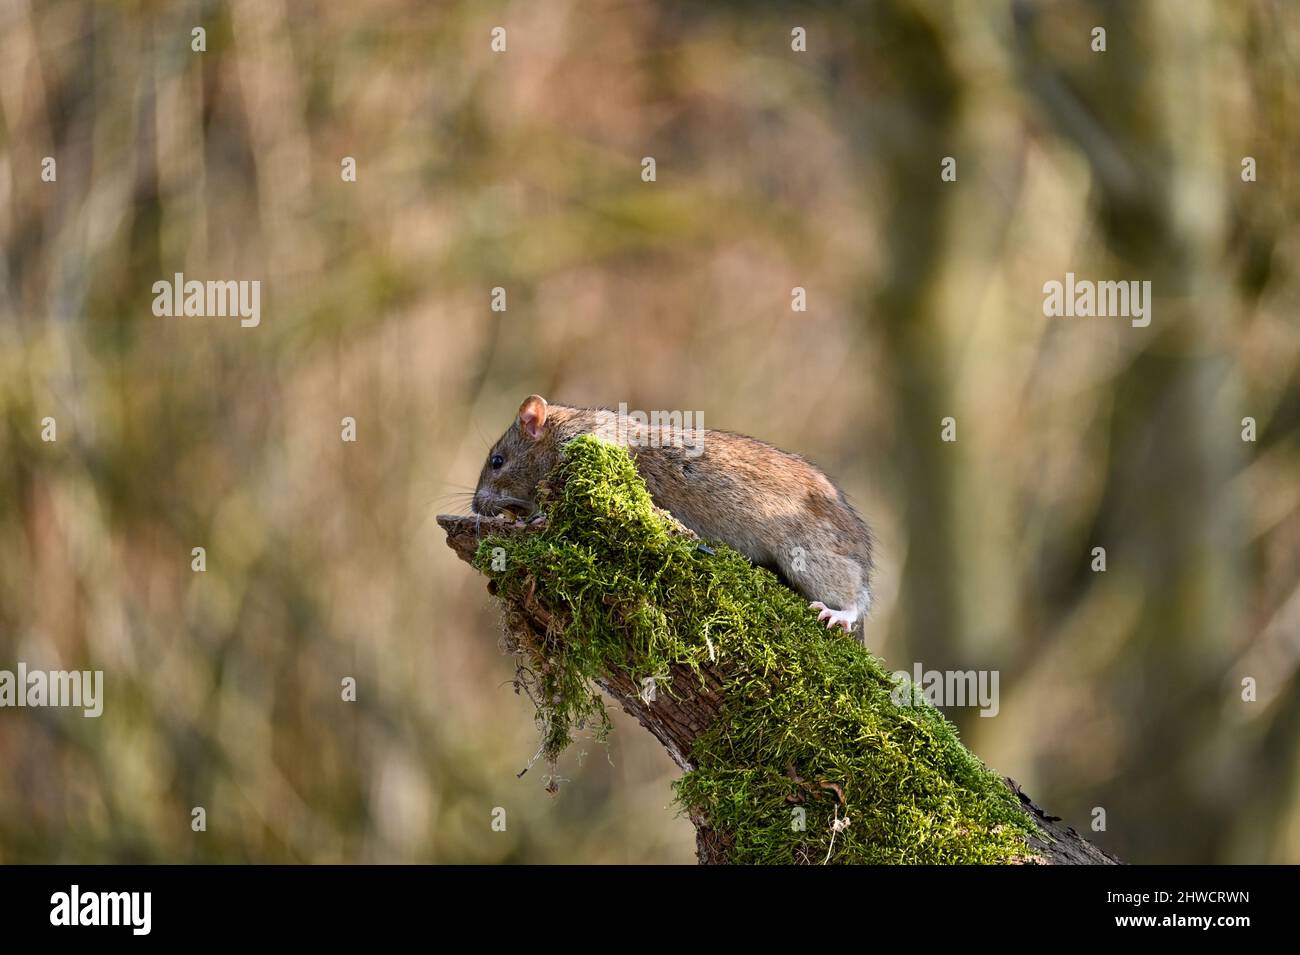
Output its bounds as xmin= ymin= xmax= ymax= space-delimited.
xmin=431 ymin=491 xmax=475 ymax=504
xmin=427 ymin=488 xmax=478 ymax=512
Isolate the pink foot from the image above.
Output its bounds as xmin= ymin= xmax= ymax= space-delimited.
xmin=809 ymin=601 xmax=858 ymax=633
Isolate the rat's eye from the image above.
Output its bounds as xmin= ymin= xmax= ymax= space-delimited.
xmin=490 ymin=454 xmax=505 ymax=469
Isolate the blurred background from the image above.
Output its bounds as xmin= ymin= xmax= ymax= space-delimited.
xmin=1 ymin=0 xmax=1297 ymax=863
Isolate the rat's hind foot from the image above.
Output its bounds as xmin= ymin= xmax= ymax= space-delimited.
xmin=809 ymin=601 xmax=858 ymax=633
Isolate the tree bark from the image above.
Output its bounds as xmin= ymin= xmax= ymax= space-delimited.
xmin=438 ymin=514 xmax=1120 ymax=865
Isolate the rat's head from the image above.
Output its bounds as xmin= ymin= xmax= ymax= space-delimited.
xmin=472 ymin=395 xmax=562 ymax=519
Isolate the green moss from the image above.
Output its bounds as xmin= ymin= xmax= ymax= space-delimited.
xmin=474 ymin=435 xmax=1038 ymax=864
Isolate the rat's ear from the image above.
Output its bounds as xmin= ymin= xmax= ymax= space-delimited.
xmin=517 ymin=395 xmax=548 ymax=440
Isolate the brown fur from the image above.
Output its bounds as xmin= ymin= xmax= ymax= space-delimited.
xmin=473 ymin=396 xmax=875 ymax=638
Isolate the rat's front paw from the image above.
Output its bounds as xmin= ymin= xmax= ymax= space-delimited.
xmin=809 ymin=601 xmax=857 ymax=633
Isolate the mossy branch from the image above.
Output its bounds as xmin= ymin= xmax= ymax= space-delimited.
xmin=438 ymin=436 xmax=1118 ymax=865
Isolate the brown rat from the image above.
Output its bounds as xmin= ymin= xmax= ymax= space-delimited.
xmin=472 ymin=395 xmax=875 ymax=639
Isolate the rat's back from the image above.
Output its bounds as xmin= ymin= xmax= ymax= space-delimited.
xmin=563 ymin=404 xmax=875 ymax=637
xmin=478 ymin=396 xmax=874 ymax=639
